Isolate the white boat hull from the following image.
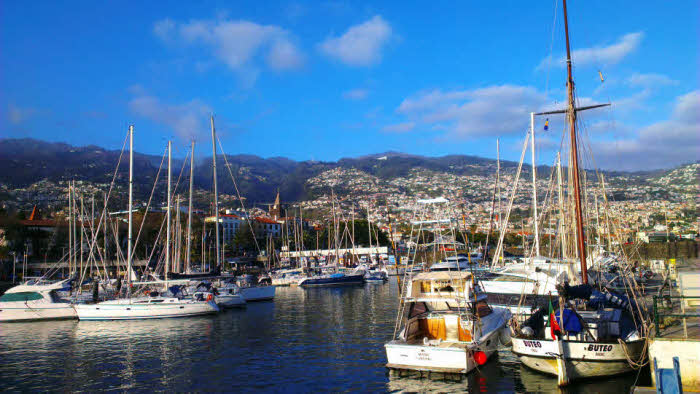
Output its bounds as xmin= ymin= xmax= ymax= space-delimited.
xmin=271 ymin=277 xmax=300 ymax=286
xmin=511 ymin=337 xmax=645 ymax=380
xmin=385 ymin=326 xmax=506 ymax=374
xmin=240 ymin=286 xmax=276 ymax=301
xmin=0 ymin=303 xmax=76 ymax=322
xmin=75 ymin=299 xmax=219 ymax=320
xmin=215 ymin=294 xmax=246 ymax=308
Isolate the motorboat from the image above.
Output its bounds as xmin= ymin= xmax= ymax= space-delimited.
xmin=429 ymin=255 xmax=471 ymax=271
xmin=236 ymin=275 xmax=276 ymax=301
xmin=191 ymin=280 xmax=245 ymax=308
xmin=298 ymin=266 xmax=366 ymax=287
xmin=479 ymin=257 xmax=603 ymax=315
xmin=271 ymin=268 xmax=305 ymax=286
xmin=385 ymin=271 xmax=511 ymax=374
xmin=0 ymin=279 xmax=76 ymax=322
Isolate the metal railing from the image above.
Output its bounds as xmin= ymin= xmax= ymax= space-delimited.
xmin=653 ymin=295 xmax=700 ymax=337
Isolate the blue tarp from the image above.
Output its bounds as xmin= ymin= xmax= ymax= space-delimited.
xmin=554 ymin=308 xmax=583 ymax=334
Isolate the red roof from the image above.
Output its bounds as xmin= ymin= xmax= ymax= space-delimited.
xmin=255 ymin=217 xmax=280 ymax=225
xmin=19 ymin=219 xmax=57 ymax=227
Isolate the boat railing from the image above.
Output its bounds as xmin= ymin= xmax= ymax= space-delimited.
xmin=652 ymin=295 xmax=700 ymax=338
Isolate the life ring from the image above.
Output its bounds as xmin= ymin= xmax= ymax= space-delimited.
xmin=207 ymin=294 xmax=213 ymax=302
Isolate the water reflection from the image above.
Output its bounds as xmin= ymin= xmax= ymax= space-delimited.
xmin=0 ymin=279 xmax=643 ymax=392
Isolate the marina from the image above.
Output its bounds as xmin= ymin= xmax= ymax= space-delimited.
xmin=0 ymin=0 xmax=697 ymax=392
xmin=0 ymin=280 xmax=651 ymax=392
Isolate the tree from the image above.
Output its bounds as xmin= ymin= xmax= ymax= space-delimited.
xmin=232 ymin=225 xmax=256 ymax=252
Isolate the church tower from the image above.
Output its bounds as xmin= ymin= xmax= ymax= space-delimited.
xmin=270 ymin=190 xmax=281 ymax=220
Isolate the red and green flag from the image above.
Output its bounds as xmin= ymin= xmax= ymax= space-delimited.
xmin=549 ymin=298 xmax=561 ymax=338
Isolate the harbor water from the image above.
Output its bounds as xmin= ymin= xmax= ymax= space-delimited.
xmin=0 ymin=279 xmax=645 ymax=392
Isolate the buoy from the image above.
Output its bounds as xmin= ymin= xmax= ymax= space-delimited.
xmin=473 ymin=350 xmax=487 ymax=365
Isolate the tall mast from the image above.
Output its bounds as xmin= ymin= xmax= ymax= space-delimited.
xmin=127 ymin=125 xmax=134 ymax=293
xmin=556 ymin=152 xmax=566 ymax=259
xmin=166 ymin=140 xmax=171 ymax=284
xmin=186 ymin=141 xmax=194 ymax=273
xmin=210 ymin=115 xmax=220 ymax=268
xmin=496 ymin=139 xmax=502 ymax=236
xmin=68 ymin=182 xmax=73 ymax=274
xmin=530 ymin=112 xmax=540 ymax=256
xmin=103 ymin=191 xmax=108 ymax=278
xmin=563 ymin=0 xmax=588 ymax=283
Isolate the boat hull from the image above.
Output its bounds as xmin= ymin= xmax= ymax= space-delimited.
xmin=215 ymin=294 xmax=246 ymax=308
xmin=75 ymin=300 xmax=219 ymax=320
xmin=0 ymin=303 xmax=76 ymax=322
xmin=511 ymin=337 xmax=645 ymax=381
xmin=239 ymin=286 xmax=276 ymax=301
xmin=385 ymin=327 xmax=504 ymax=374
xmin=298 ymin=274 xmax=365 ymax=287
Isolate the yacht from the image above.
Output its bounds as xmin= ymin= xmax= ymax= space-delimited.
xmin=429 ymin=255 xmax=470 ymax=271
xmin=385 ymin=271 xmax=511 ymax=374
xmin=74 ymin=292 xmax=219 ymax=320
xmin=191 ymin=280 xmax=245 ymax=308
xmin=271 ymin=268 xmax=305 ymax=286
xmin=298 ymin=266 xmax=366 ymax=287
xmin=479 ymin=257 xmax=602 ymax=315
xmin=236 ymin=275 xmax=276 ymax=301
xmin=0 ymin=279 xmax=76 ymax=322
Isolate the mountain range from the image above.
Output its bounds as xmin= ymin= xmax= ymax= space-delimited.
xmin=0 ymin=138 xmax=693 ymax=204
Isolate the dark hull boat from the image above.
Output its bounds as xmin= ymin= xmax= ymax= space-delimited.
xmin=298 ymin=273 xmax=365 ymax=287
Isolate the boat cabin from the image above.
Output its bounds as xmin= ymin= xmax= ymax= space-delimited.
xmin=400 ymin=271 xmax=494 ymax=344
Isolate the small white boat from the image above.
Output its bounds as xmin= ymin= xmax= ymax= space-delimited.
xmin=74 ymin=294 xmax=219 ymax=320
xmin=271 ymin=268 xmax=304 ymax=286
xmin=237 ymin=275 xmax=276 ymax=301
xmin=385 ymin=271 xmax=511 ymax=374
xmin=0 ymin=279 xmax=76 ymax=322
xmin=188 ymin=281 xmax=246 ymax=308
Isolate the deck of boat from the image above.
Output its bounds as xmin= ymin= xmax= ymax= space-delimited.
xmin=401 ymin=339 xmax=470 ymax=349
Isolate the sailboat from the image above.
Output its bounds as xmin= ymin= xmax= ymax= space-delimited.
xmin=75 ymin=127 xmax=219 ymax=320
xmin=509 ymin=0 xmax=647 ymax=385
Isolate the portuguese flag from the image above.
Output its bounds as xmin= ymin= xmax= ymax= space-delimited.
xmin=549 ymin=298 xmax=562 ymax=338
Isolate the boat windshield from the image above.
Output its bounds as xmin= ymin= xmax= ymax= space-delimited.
xmin=0 ymin=291 xmax=44 ymax=302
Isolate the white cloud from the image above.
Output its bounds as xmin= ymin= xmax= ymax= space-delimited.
xmin=395 ymin=85 xmax=547 ymax=139
xmin=319 ymin=15 xmax=392 ymax=66
xmin=7 ymin=104 xmax=36 ymax=125
xmin=537 ymin=32 xmax=643 ymax=70
xmin=128 ymin=95 xmax=212 ymax=140
xmin=593 ymin=90 xmax=700 ymax=170
xmin=153 ymin=17 xmax=304 ymax=83
xmin=343 ymin=88 xmax=369 ymax=100
xmin=625 ymin=72 xmax=678 ymax=88
xmin=382 ymin=122 xmax=415 ymax=133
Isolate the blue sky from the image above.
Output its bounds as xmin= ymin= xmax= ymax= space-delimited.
xmin=1 ymin=1 xmax=698 ymax=170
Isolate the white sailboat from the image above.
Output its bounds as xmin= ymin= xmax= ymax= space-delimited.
xmin=75 ymin=127 xmax=219 ymax=320
xmin=0 ymin=279 xmax=76 ymax=322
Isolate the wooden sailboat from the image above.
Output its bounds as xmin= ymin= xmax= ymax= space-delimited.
xmin=509 ymin=0 xmax=648 ymax=385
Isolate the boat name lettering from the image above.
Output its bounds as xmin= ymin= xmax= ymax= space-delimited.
xmin=416 ymin=349 xmax=431 ymax=361
xmin=586 ymin=344 xmax=613 ymax=352
xmin=523 ymin=340 xmax=542 ymax=348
